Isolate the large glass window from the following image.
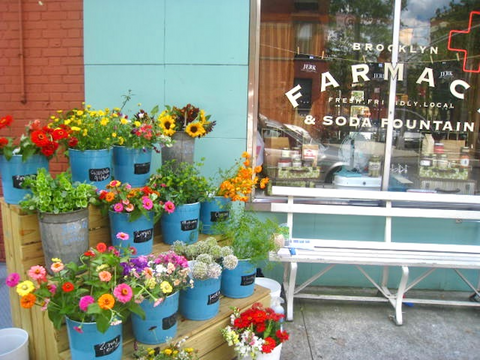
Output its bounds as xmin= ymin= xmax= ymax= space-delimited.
xmin=256 ymin=0 xmax=480 ymax=196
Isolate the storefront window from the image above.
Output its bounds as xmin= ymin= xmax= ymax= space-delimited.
xmin=257 ymin=0 xmax=480 ymax=196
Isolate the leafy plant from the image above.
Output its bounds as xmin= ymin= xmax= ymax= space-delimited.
xmin=20 ymin=168 xmax=96 ymax=214
xmin=0 ymin=115 xmax=64 ymax=161
xmin=147 ymin=160 xmax=211 ymax=207
xmin=158 ymin=104 xmax=215 ymax=138
xmin=6 ymin=243 xmax=145 ymax=333
xmin=214 ymin=205 xmax=281 ymax=265
xmin=133 ymin=337 xmax=199 ymax=360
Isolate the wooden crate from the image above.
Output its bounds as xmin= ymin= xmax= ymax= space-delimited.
xmin=2 ymin=200 xmax=271 ymax=359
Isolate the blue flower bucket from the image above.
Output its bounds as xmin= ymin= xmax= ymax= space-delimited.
xmin=109 ymin=211 xmax=154 ymax=256
xmin=0 ymin=154 xmax=49 ymax=205
xmin=221 ymin=259 xmax=256 ymax=298
xmin=112 ymin=146 xmax=152 ymax=187
xmin=131 ymin=292 xmax=179 ymax=345
xmin=65 ymin=318 xmax=122 ymax=360
xmin=200 ymin=196 xmax=231 ymax=235
xmin=69 ymin=148 xmax=112 ymax=189
xmin=161 ymin=202 xmax=200 ymax=245
xmin=179 ymin=276 xmax=221 ymax=321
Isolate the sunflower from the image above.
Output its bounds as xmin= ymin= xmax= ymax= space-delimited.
xmin=185 ymin=122 xmax=206 ymax=138
xmin=159 ymin=114 xmax=176 ymax=136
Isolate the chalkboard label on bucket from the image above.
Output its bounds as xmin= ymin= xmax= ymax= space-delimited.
xmin=207 ymin=290 xmax=221 ymax=305
xmin=162 ymin=312 xmax=177 ymax=330
xmin=89 ymin=167 xmax=111 ymax=182
xmin=210 ymin=211 xmax=229 ymax=222
xmin=241 ymin=274 xmax=256 ymax=286
xmin=94 ymin=335 xmax=121 ymax=357
xmin=12 ymin=174 xmax=35 ymax=189
xmin=134 ymin=228 xmax=153 ymax=243
xmin=134 ymin=162 xmax=151 ymax=175
xmin=180 ymin=219 xmax=198 ymax=231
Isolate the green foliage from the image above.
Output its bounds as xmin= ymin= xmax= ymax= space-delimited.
xmin=19 ymin=168 xmax=96 ymax=214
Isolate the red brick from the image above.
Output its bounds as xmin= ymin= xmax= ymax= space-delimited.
xmin=42 ymin=47 xmax=69 ymax=57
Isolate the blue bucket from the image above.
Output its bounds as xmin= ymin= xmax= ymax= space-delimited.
xmin=131 ymin=292 xmax=179 ymax=345
xmin=109 ymin=211 xmax=154 ymax=256
xmin=179 ymin=276 xmax=221 ymax=321
xmin=112 ymin=146 xmax=152 ymax=187
xmin=0 ymin=154 xmax=49 ymax=205
xmin=69 ymin=148 xmax=112 ymax=189
xmin=221 ymin=259 xmax=256 ymax=298
xmin=65 ymin=318 xmax=122 ymax=360
xmin=161 ymin=202 xmax=200 ymax=245
xmin=200 ymin=196 xmax=231 ymax=234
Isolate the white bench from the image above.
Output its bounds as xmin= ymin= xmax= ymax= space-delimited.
xmin=268 ymin=185 xmax=480 ymax=325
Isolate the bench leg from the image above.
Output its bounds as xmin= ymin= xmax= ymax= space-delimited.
xmin=394 ymin=266 xmax=409 ymax=326
xmin=283 ymin=262 xmax=297 ymax=322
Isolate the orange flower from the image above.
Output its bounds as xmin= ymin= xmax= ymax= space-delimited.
xmin=105 ymin=192 xmax=115 ymax=202
xmin=20 ymin=293 xmax=36 ymax=309
xmin=98 ymin=293 xmax=115 ymax=310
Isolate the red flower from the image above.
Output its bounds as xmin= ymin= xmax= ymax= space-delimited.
xmin=41 ymin=141 xmax=59 ymax=157
xmin=52 ymin=128 xmax=69 ymax=140
xmin=68 ymin=136 xmax=79 ymax=148
xmin=276 ymin=329 xmax=289 ymax=342
xmin=96 ymin=242 xmax=107 ymax=253
xmin=62 ymin=282 xmax=75 ymax=292
xmin=255 ymin=322 xmax=266 ymax=333
xmin=261 ymin=337 xmax=277 ymax=353
xmin=31 ymin=130 xmax=50 ymax=147
xmin=0 ymin=138 xmax=9 ymax=147
xmin=0 ymin=115 xmax=13 ymax=129
xmin=84 ymin=250 xmax=95 ymax=257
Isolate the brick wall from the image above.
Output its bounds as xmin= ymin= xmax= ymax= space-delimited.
xmin=0 ymin=0 xmax=85 ymax=261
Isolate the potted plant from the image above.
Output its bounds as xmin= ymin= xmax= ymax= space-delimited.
xmin=19 ymin=168 xmax=97 ymax=271
xmin=201 ymin=151 xmax=270 ymax=234
xmin=6 ymin=243 xmax=144 ymax=360
xmin=95 ymin=180 xmax=173 ymax=256
xmin=221 ymin=302 xmax=289 ymax=360
xmin=147 ymin=159 xmax=210 ymax=245
xmin=122 ymin=251 xmax=192 ymax=344
xmin=110 ymin=105 xmax=172 ymax=187
xmin=0 ymin=115 xmax=64 ymax=204
xmin=214 ymin=204 xmax=281 ymax=299
xmin=158 ymin=104 xmax=216 ymax=164
xmin=48 ymin=105 xmax=120 ymax=188
xmin=170 ymin=237 xmax=238 ymax=321
xmin=133 ymin=337 xmax=199 ymax=360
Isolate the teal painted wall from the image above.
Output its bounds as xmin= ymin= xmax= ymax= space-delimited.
xmin=84 ymin=0 xmax=480 ymax=292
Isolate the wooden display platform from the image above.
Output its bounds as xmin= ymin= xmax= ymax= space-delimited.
xmin=1 ymin=200 xmax=270 ymax=359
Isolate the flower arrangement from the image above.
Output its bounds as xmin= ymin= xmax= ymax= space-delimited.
xmin=0 ymin=115 xmax=64 ymax=161
xmin=112 ymin=106 xmax=172 ymax=150
xmin=48 ymin=105 xmax=120 ymax=151
xmin=216 ymin=152 xmax=269 ymax=202
xmin=171 ymin=237 xmax=238 ymax=280
xmin=158 ymin=104 xmax=215 ymax=138
xmin=5 ymin=243 xmax=144 ymax=333
xmin=121 ymin=251 xmax=192 ymax=305
xmin=133 ymin=337 xmax=199 ymax=360
xmin=95 ymin=180 xmax=175 ymax=222
xmin=19 ymin=168 xmax=97 ymax=214
xmin=221 ymin=302 xmax=289 ymax=359
xmin=147 ymin=160 xmax=211 ymax=208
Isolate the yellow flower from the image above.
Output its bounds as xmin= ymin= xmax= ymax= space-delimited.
xmin=51 ymin=257 xmax=61 ymax=263
xmin=134 ymin=121 xmax=141 ymax=127
xmin=118 ymin=137 xmax=125 ymax=145
xmin=16 ymin=280 xmax=35 ymax=297
xmin=100 ymin=117 xmax=109 ymax=126
xmin=112 ymin=132 xmax=117 ymax=138
xmin=76 ymin=110 xmax=84 ymax=116
xmin=163 ymin=349 xmax=173 ymax=355
xmin=160 ymin=281 xmax=173 ymax=294
xmin=120 ymin=118 xmax=129 ymax=125
xmin=185 ymin=122 xmax=206 ymax=138
xmin=145 ymin=277 xmax=156 ymax=289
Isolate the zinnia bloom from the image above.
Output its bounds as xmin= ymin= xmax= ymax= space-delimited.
xmin=99 ymin=270 xmax=112 ymax=282
xmin=160 ymin=281 xmax=173 ymax=294
xmin=28 ymin=265 xmax=47 ymax=282
xmin=96 ymin=242 xmax=107 ymax=253
xmin=79 ymin=295 xmax=95 ymax=312
xmin=98 ymin=294 xmax=115 ymax=310
xmin=6 ymin=273 xmax=20 ymax=287
xmin=164 ymin=201 xmax=175 ymax=214
xmin=50 ymin=262 xmax=64 ymax=273
xmin=113 ymin=284 xmax=133 ymax=303
xmin=113 ymin=202 xmax=124 ymax=212
xmin=142 ymin=196 xmax=153 ymax=210
xmin=62 ymin=282 xmax=75 ymax=292
xmin=16 ymin=280 xmax=35 ymax=296
xmin=30 ymin=130 xmax=50 ymax=146
xmin=20 ymin=293 xmax=36 ymax=309
xmin=116 ymin=232 xmax=129 ymax=241
xmin=0 ymin=115 xmax=13 ymax=129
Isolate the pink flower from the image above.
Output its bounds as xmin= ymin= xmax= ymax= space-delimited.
xmin=142 ymin=196 xmax=153 ymax=210
xmin=50 ymin=262 xmax=64 ymax=273
xmin=79 ymin=295 xmax=95 ymax=312
xmin=28 ymin=265 xmax=47 ymax=281
xmin=6 ymin=273 xmax=20 ymax=287
xmin=116 ymin=232 xmax=129 ymax=241
xmin=108 ymin=180 xmax=121 ymax=188
xmin=154 ymin=298 xmax=164 ymax=307
xmin=113 ymin=202 xmax=124 ymax=212
xmin=125 ymin=203 xmax=135 ymax=212
xmin=73 ymin=326 xmax=83 ymax=334
xmin=47 ymin=283 xmax=57 ymax=295
xmin=99 ymin=270 xmax=112 ymax=282
xmin=41 ymin=298 xmax=50 ymax=311
xmin=113 ymin=284 xmax=133 ymax=303
xmin=164 ymin=201 xmax=175 ymax=214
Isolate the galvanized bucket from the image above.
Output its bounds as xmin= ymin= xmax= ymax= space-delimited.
xmin=38 ymin=207 xmax=89 ymax=272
